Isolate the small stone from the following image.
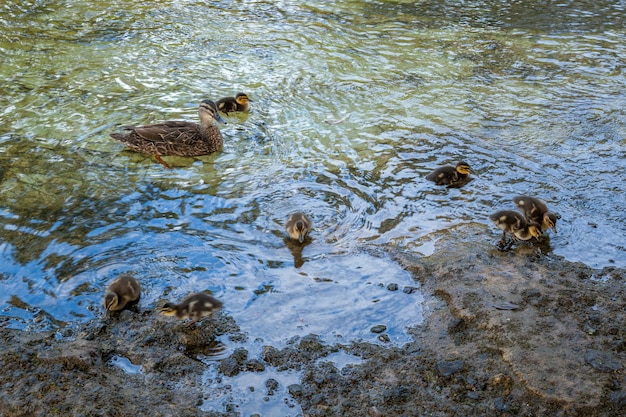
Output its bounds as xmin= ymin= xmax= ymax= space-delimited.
xmin=370 ymin=325 xmax=387 ymax=334
xmin=231 ymin=347 xmax=249 ymax=365
xmin=378 ymin=334 xmax=390 ymax=343
xmin=218 ymin=357 xmax=240 ymax=377
xmin=298 ymin=334 xmax=324 ymax=353
xmin=245 ymin=359 xmax=265 ymax=372
xmin=288 ymin=384 xmax=303 ymax=397
xmin=265 ymin=378 xmax=279 ymax=395
xmin=402 ymin=286 xmax=418 ymax=294
xmin=387 ymin=283 xmax=399 ymax=291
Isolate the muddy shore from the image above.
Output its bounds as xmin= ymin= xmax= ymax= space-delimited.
xmin=1 ymin=224 xmax=624 ymax=416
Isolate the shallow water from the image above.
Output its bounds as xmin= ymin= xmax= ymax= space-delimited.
xmin=0 ymin=0 xmax=624 ymax=388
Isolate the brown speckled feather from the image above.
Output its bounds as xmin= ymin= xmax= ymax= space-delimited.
xmin=110 ymin=100 xmax=225 ymax=157
xmin=111 ymin=121 xmax=223 ymax=156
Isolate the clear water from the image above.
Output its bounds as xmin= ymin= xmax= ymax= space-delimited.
xmin=1 ymin=0 xmax=625 ymax=410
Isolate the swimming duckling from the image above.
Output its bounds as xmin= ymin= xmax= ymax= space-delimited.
xmin=285 ymin=212 xmax=312 ymax=243
xmin=512 ymin=195 xmax=559 ymax=233
xmin=489 ymin=210 xmax=542 ymax=249
xmin=426 ymin=161 xmax=472 ymax=186
xmin=103 ymin=274 xmax=141 ymax=311
xmin=159 ymin=292 xmax=223 ymax=327
xmin=215 ymin=92 xmax=252 ymax=114
xmin=110 ymin=100 xmax=226 ymax=168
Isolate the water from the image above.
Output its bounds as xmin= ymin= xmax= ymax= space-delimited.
xmin=1 ymin=0 xmax=625 ymax=411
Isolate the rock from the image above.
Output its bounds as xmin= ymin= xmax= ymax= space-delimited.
xmin=231 ymin=347 xmax=249 ymax=365
xmin=298 ymin=334 xmax=324 ymax=353
xmin=37 ymin=340 xmax=102 ymax=370
xmin=403 ymin=286 xmax=419 ymax=294
xmin=245 ymin=359 xmax=265 ymax=372
xmin=387 ymin=283 xmax=399 ymax=291
xmin=288 ymin=384 xmax=303 ymax=397
xmin=218 ymin=357 xmax=240 ymax=377
xmin=265 ymin=378 xmax=279 ymax=396
xmin=436 ymin=360 xmax=464 ymax=377
xmin=370 ymin=325 xmax=387 ymax=334
xmin=585 ymin=350 xmax=622 ymax=372
xmin=378 ymin=334 xmax=390 ymax=343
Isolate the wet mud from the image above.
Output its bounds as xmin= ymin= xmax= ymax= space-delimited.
xmin=1 ymin=224 xmax=624 ymax=416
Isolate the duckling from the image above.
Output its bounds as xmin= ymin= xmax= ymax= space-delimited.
xmin=159 ymin=292 xmax=223 ymax=327
xmin=426 ymin=161 xmax=472 ymax=186
xmin=110 ymin=100 xmax=227 ymax=168
xmin=103 ymin=274 xmax=141 ymax=311
xmin=489 ymin=210 xmax=542 ymax=249
xmin=215 ymin=92 xmax=252 ymax=114
xmin=285 ymin=212 xmax=312 ymax=243
xmin=513 ymin=195 xmax=559 ymax=233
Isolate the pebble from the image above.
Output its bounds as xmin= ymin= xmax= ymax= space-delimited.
xmin=378 ymin=334 xmax=390 ymax=343
xmin=288 ymin=384 xmax=303 ymax=397
xmin=245 ymin=359 xmax=265 ymax=372
xmin=402 ymin=286 xmax=418 ymax=294
xmin=370 ymin=325 xmax=387 ymax=334
xmin=218 ymin=358 xmax=240 ymax=377
xmin=265 ymin=378 xmax=279 ymax=396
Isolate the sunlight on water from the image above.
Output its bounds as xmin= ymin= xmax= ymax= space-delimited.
xmin=1 ymin=1 xmax=625 ymax=411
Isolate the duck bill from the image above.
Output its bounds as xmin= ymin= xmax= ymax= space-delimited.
xmin=213 ymin=112 xmax=227 ymax=125
xmin=298 ymin=233 xmax=305 ymax=243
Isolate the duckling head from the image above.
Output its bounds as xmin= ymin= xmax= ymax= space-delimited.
xmin=235 ymin=92 xmax=252 ymax=105
xmin=455 ymin=162 xmax=471 ymax=176
xmin=294 ymin=221 xmax=308 ymax=243
xmin=544 ymin=212 xmax=558 ymax=233
xmin=199 ymin=100 xmax=227 ymax=125
xmin=103 ymin=292 xmax=120 ymax=311
xmin=528 ymin=223 xmax=542 ymax=239
xmin=159 ymin=303 xmax=179 ymax=317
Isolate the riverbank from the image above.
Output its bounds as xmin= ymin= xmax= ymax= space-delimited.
xmin=1 ymin=224 xmax=624 ymax=416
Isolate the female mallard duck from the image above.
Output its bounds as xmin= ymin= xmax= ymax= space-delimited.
xmin=159 ymin=292 xmax=223 ymax=327
xmin=110 ymin=100 xmax=226 ymax=168
xmin=489 ymin=210 xmax=542 ymax=249
xmin=103 ymin=274 xmax=141 ymax=311
xmin=512 ymin=195 xmax=559 ymax=233
xmin=215 ymin=92 xmax=252 ymax=114
xmin=285 ymin=212 xmax=312 ymax=243
xmin=426 ymin=161 xmax=472 ymax=186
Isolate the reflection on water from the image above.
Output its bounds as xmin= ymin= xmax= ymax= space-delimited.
xmin=0 ymin=0 xmax=624 ymax=384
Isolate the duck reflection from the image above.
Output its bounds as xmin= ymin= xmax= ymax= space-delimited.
xmin=284 ymin=235 xmax=312 ymax=268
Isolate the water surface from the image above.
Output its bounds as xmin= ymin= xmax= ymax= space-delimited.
xmin=1 ymin=0 xmax=624 ymax=383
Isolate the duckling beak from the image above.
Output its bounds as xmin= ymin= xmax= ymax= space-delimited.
xmin=298 ymin=232 xmax=305 ymax=243
xmin=213 ymin=112 xmax=227 ymax=125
